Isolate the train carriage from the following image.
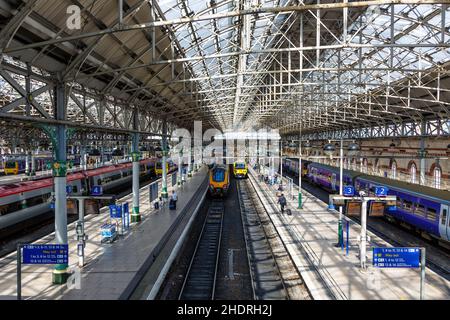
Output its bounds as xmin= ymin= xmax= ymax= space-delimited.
xmin=154 ymin=159 xmax=177 ymax=176
xmin=355 ymin=174 xmax=450 ymax=241
xmin=305 ymin=162 xmax=450 ymax=244
xmin=208 ymin=164 xmax=230 ymax=197
xmin=0 ymin=158 xmax=156 ymax=236
xmin=233 ymin=162 xmax=248 ymax=179
xmin=284 ymin=158 xmax=311 ymax=178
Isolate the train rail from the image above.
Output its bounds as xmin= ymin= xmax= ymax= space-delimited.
xmin=238 ymin=179 xmax=311 ymax=300
xmin=281 ymin=169 xmax=450 ymax=281
xmin=178 ymin=200 xmax=224 ymax=300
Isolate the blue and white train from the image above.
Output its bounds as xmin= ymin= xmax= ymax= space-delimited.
xmin=284 ymin=159 xmax=450 ymax=246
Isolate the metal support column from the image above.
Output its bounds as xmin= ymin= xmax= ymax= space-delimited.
xmin=100 ymin=144 xmax=104 ymax=166
xmin=52 ymin=80 xmax=69 ymax=284
xmin=298 ymin=95 xmax=303 ymax=209
xmin=337 ymin=139 xmax=344 ymax=247
xmin=188 ymin=144 xmax=192 ymax=177
xmin=161 ymin=120 xmax=168 ymax=199
xmin=25 ymin=150 xmax=31 ymax=176
xmin=178 ymin=149 xmax=183 ymax=186
xmin=131 ymin=129 xmax=141 ymax=222
xmin=360 ymin=199 xmax=368 ymax=269
xmin=31 ymin=153 xmax=36 ymax=176
xmin=419 ymin=120 xmax=427 ymax=186
xmin=80 ymin=144 xmax=87 ymax=171
xmin=280 ymin=141 xmax=283 ymax=187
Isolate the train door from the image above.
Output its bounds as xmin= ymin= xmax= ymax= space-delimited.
xmin=331 ymin=173 xmax=337 ymax=192
xmin=439 ymin=205 xmax=450 ymax=241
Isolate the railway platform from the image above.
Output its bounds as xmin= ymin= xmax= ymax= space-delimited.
xmin=0 ymin=166 xmax=208 ymax=300
xmin=248 ymin=168 xmax=450 ymax=300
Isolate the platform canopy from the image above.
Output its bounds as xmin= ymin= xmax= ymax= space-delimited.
xmin=0 ymin=0 xmax=449 ymax=138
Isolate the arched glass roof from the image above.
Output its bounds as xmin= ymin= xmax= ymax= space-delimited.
xmin=0 ymin=1 xmax=448 ymax=136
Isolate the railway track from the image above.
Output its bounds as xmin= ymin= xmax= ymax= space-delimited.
xmin=238 ymin=179 xmax=311 ymax=300
xmin=178 ymin=200 xmax=224 ymax=300
xmin=282 ymin=170 xmax=450 ymax=280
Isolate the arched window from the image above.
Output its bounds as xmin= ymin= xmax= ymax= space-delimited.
xmin=391 ymin=160 xmax=397 ymax=179
xmin=362 ymin=158 xmax=368 ymax=173
xmin=434 ymin=166 xmax=442 ymax=189
xmin=374 ymin=158 xmax=379 ymax=174
xmin=410 ymin=163 xmax=417 ymax=184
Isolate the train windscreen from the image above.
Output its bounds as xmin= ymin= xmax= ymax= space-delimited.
xmin=213 ymin=168 xmax=225 ymax=182
xmin=5 ymin=161 xmax=16 ymax=168
xmin=235 ymin=163 xmax=246 ymax=169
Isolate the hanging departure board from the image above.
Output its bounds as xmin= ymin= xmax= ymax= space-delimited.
xmin=345 ymin=201 xmax=362 ymax=216
xmin=369 ymin=201 xmax=385 ymax=217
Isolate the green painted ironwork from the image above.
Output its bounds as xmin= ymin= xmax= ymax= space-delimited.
xmin=52 ymin=161 xmax=67 ymax=177
xmin=131 ymin=151 xmax=141 ymax=162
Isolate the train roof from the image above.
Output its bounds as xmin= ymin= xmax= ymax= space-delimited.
xmin=308 ymin=162 xmax=362 ymax=179
xmin=212 ymin=164 xmax=228 ymax=170
xmin=0 ymin=158 xmax=156 ymax=197
xmin=357 ymin=174 xmax=450 ymax=202
xmin=308 ymin=161 xmax=450 ymax=202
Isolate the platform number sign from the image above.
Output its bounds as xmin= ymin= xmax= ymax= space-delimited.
xmin=343 ymin=185 xmax=355 ymax=197
xmin=375 ymin=186 xmax=389 ymax=197
xmin=91 ymin=185 xmax=103 ymax=196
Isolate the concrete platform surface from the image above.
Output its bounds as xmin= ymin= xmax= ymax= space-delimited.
xmin=0 ymin=167 xmax=207 ymax=300
xmin=249 ymin=167 xmax=450 ymax=300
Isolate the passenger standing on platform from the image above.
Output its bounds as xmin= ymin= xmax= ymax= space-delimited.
xmin=170 ymin=190 xmax=178 ymax=210
xmin=278 ymin=194 xmax=287 ymax=213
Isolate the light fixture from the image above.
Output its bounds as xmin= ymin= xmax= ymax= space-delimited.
xmin=323 ymin=143 xmax=336 ymax=156
xmin=303 ymin=141 xmax=312 ymax=152
xmin=347 ymin=142 xmax=360 ymax=156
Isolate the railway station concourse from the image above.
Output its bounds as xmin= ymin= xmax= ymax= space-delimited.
xmin=0 ymin=0 xmax=449 ymax=309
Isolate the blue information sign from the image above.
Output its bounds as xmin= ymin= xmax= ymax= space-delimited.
xmin=109 ymin=204 xmax=122 ymax=218
xmin=22 ymin=244 xmax=69 ymax=265
xmin=343 ymin=185 xmax=355 ymax=197
xmin=149 ymin=183 xmax=158 ymax=203
xmin=122 ymin=202 xmax=129 ymax=215
xmin=66 ymin=185 xmax=73 ymax=194
xmin=91 ymin=185 xmax=103 ymax=196
xmin=373 ymin=247 xmax=420 ymax=268
xmin=375 ymin=186 xmax=389 ymax=197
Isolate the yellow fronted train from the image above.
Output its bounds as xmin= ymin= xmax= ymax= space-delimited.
xmin=208 ymin=164 xmax=230 ymax=197
xmin=154 ymin=159 xmax=176 ymax=176
xmin=232 ymin=161 xmax=248 ymax=179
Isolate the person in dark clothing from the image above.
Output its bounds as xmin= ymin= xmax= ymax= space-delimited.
xmin=278 ymin=194 xmax=287 ymax=213
xmin=169 ymin=190 xmax=178 ymax=210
